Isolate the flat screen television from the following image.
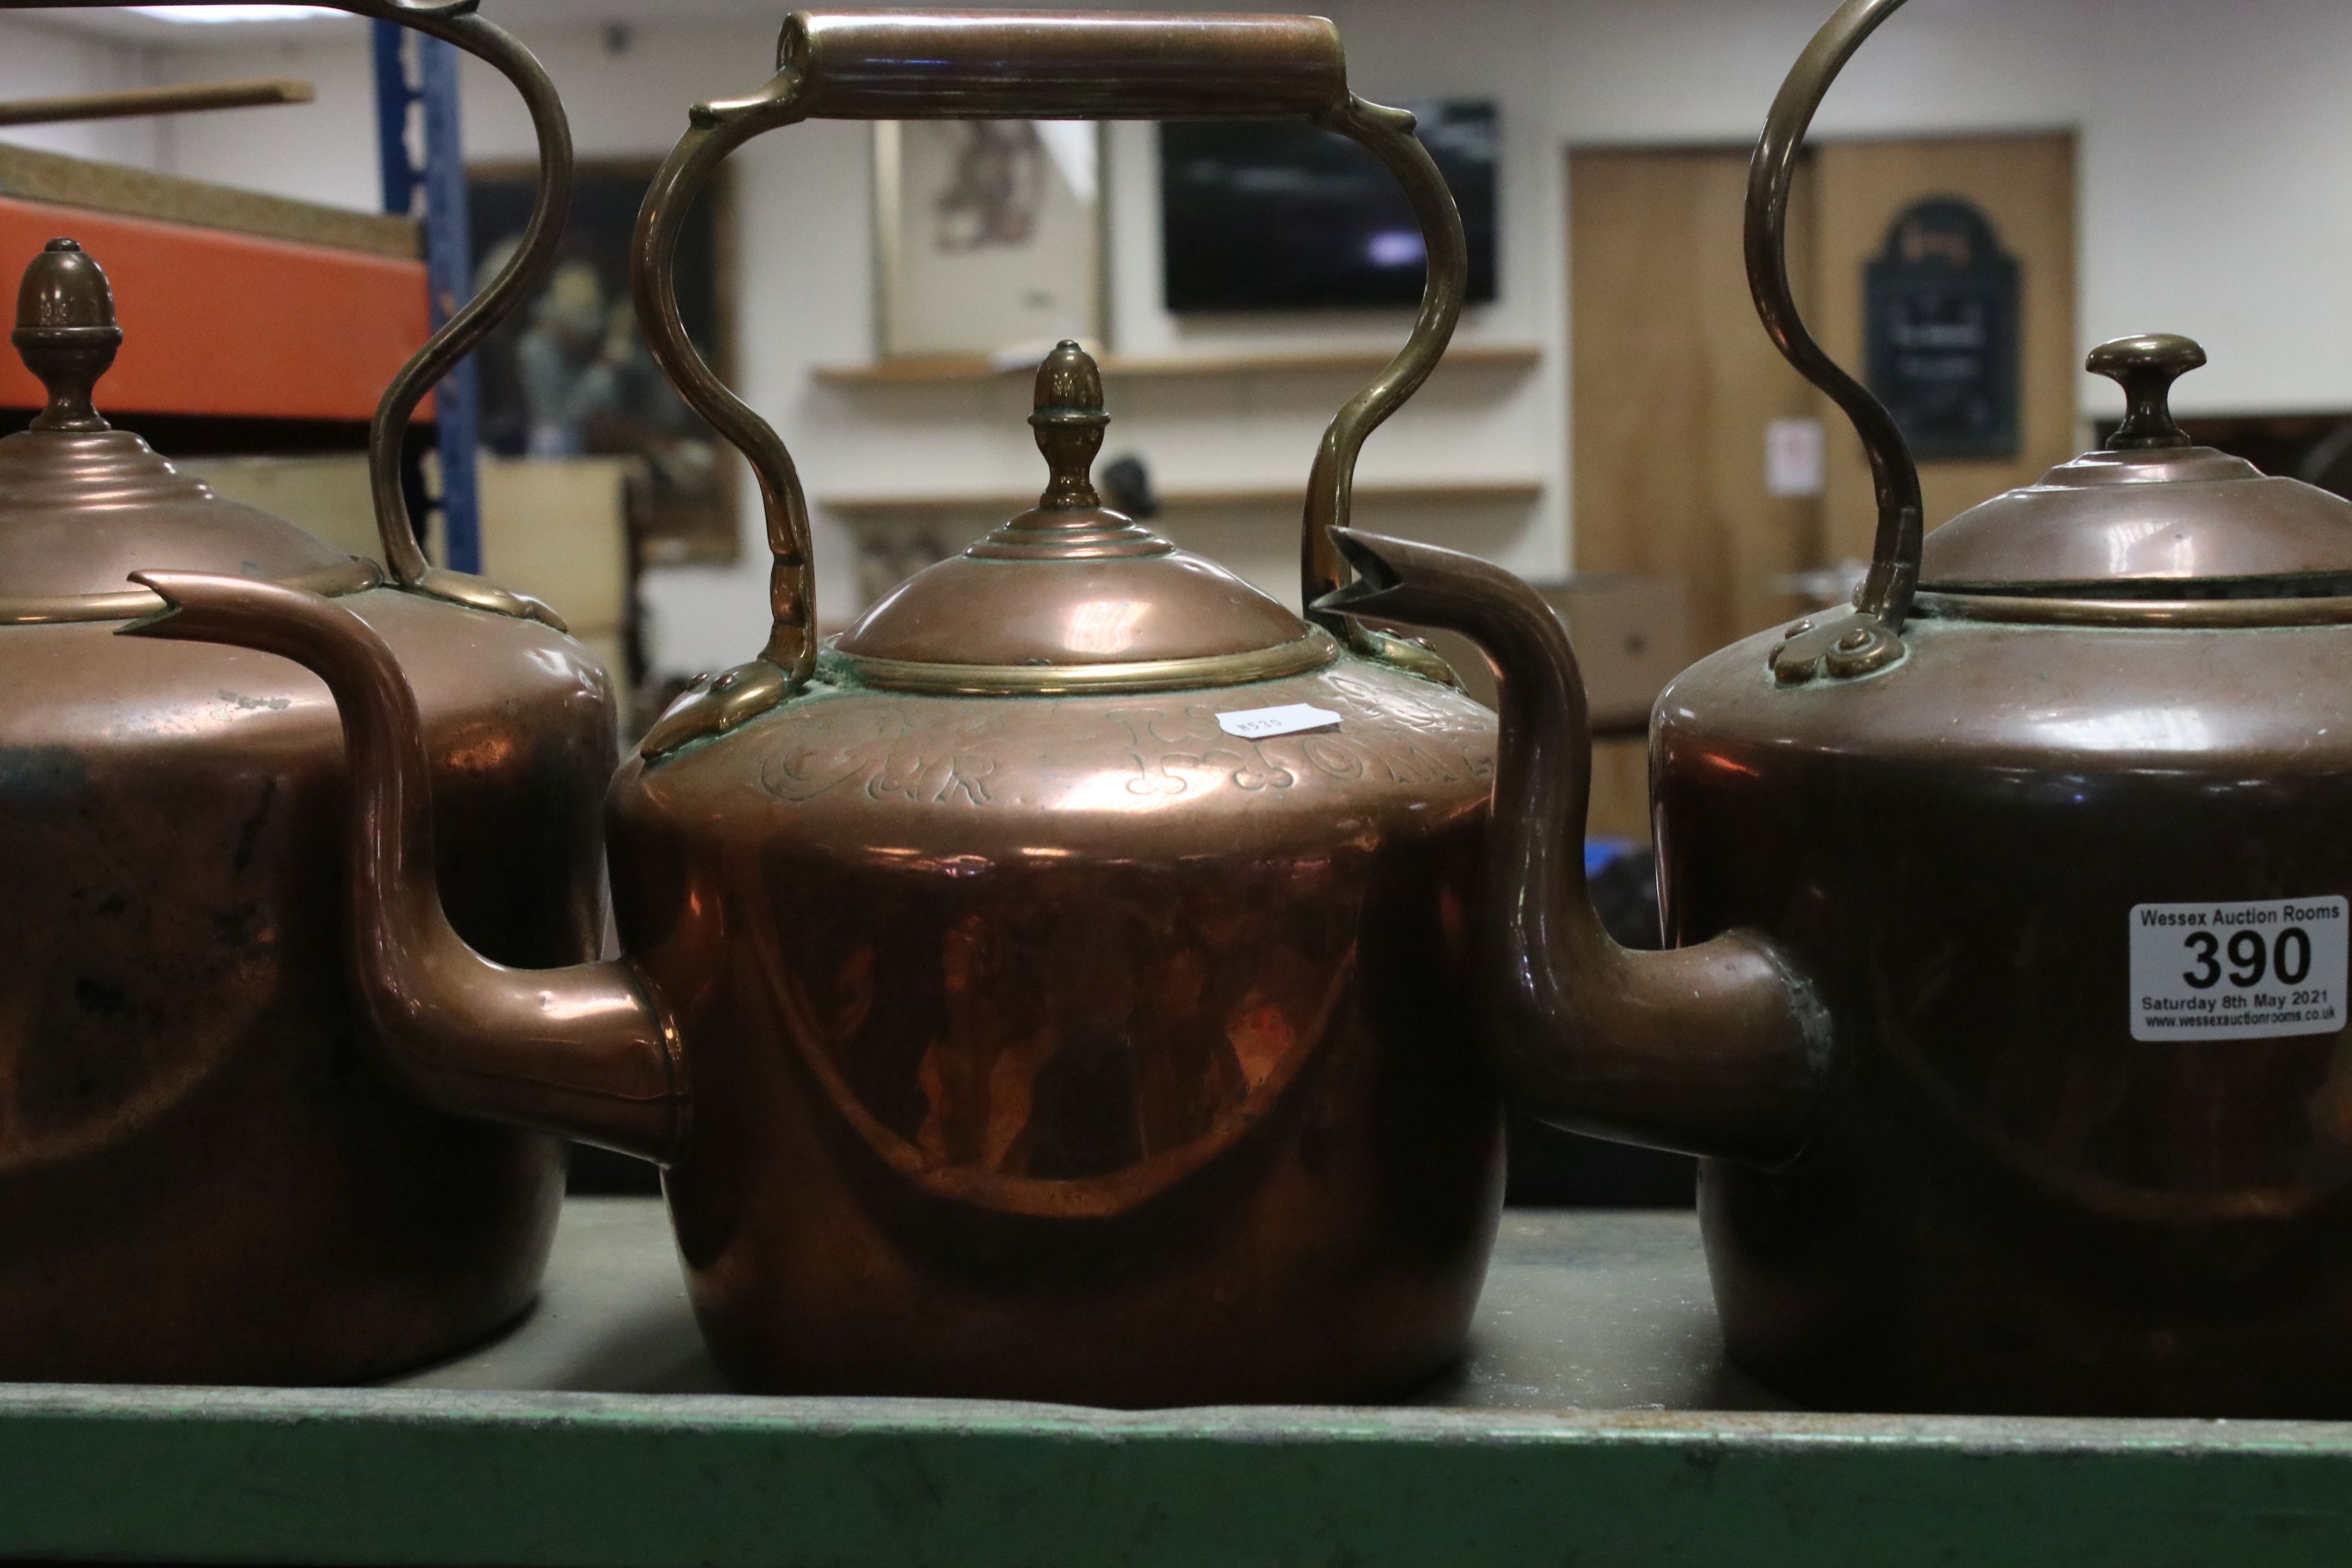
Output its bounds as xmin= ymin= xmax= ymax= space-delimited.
xmin=1159 ymin=101 xmax=1497 ymax=313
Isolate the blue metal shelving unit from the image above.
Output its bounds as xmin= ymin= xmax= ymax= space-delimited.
xmin=371 ymin=20 xmax=481 ymax=575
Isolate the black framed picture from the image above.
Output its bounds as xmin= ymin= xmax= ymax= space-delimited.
xmin=1864 ymin=197 xmax=2021 ymax=462
xmin=467 ymin=159 xmax=738 ymax=565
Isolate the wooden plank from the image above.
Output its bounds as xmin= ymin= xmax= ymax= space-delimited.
xmin=0 ymin=77 xmax=313 ymax=128
xmin=0 ymin=142 xmax=416 ymax=260
xmin=814 ymin=343 xmax=1542 ymax=385
xmin=1812 ymin=133 xmax=2077 ymax=559
xmin=1569 ymin=148 xmax=1824 ymax=659
xmin=822 ymin=481 xmax=1544 ymax=519
xmin=1587 ymin=737 xmax=1653 ymax=841
xmin=0 ymin=199 xmax=430 ymax=424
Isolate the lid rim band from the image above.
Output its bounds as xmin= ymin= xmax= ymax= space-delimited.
xmin=1913 ymin=589 xmax=2352 ymax=629
xmin=0 ymin=557 xmax=381 ymax=627
xmin=838 ymin=628 xmax=1339 ymax=696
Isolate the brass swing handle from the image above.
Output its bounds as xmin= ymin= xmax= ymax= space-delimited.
xmin=778 ymin=12 xmax=1346 ymax=118
xmin=1746 ymin=0 xmax=1920 ymax=681
xmin=631 ymin=10 xmax=1468 ymax=697
xmin=0 ymin=1 xmax=576 ymax=614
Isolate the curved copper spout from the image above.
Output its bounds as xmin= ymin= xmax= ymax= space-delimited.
xmin=120 ymin=571 xmax=688 ymax=1164
xmin=1319 ymin=530 xmax=1830 ymax=1164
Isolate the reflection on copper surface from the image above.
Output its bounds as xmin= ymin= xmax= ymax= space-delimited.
xmin=1063 ymin=597 xmax=1151 ymax=655
xmin=2099 ymin=514 xmax=2194 ymax=577
xmin=527 ymin=646 xmax=586 ymax=682
xmin=1224 ymin=989 xmax=1295 ymax=1090
xmin=865 ymin=887 xmax=1353 ymax=1182
xmin=1695 ymin=747 xmax=1763 ymax=779
xmin=2028 ymin=704 xmax=2216 ymax=753
xmin=443 ymin=729 xmax=520 ymax=775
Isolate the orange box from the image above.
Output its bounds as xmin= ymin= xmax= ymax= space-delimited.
xmin=0 ymin=196 xmax=431 ymax=424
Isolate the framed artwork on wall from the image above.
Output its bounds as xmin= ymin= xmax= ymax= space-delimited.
xmin=466 ymin=158 xmax=740 ymax=566
xmin=874 ymin=120 xmax=1107 ymax=361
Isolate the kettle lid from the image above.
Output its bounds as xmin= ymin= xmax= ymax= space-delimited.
xmin=0 ymin=239 xmax=362 ymax=622
xmin=834 ymin=341 xmax=1331 ymax=693
xmin=1920 ymin=335 xmax=2352 ymax=594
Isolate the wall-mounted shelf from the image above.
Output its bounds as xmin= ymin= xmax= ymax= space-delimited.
xmin=822 ymin=480 xmax=1543 ymax=521
xmin=813 ymin=343 xmax=1541 ymax=387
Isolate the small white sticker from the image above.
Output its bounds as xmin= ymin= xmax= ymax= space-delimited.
xmin=1216 ymin=703 xmax=1341 ymax=740
xmin=2129 ymin=897 xmax=2350 ymax=1042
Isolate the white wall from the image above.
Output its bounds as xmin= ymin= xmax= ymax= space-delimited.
xmin=10 ymin=0 xmax=2352 ymax=675
xmin=0 ymin=17 xmax=164 ymax=165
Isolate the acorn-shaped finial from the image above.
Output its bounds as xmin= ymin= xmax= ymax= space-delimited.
xmin=1029 ymin=340 xmax=1109 ymax=510
xmin=12 ymin=238 xmax=121 ymax=433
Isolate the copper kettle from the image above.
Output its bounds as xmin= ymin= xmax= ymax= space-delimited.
xmin=1324 ymin=0 xmax=2352 ymax=1417
xmin=132 ymin=12 xmax=1504 ymax=1406
xmin=0 ymin=1 xmax=614 ymax=1384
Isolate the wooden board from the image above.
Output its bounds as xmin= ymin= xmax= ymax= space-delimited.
xmin=823 ymin=481 xmax=1543 ymax=520
xmin=815 ymin=344 xmax=1541 ymax=384
xmin=1812 ymin=133 xmax=2078 ymax=558
xmin=1569 ymin=148 xmax=1824 ymax=659
xmin=0 ymin=141 xmax=415 ymax=259
xmin=0 ymin=198 xmax=430 ymax=424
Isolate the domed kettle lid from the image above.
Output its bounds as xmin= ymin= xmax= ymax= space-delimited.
xmin=0 ymin=238 xmax=362 ymax=623
xmin=834 ymin=342 xmax=1331 ymax=694
xmin=1920 ymin=335 xmax=2352 ymax=594
xmin=1745 ymin=0 xmax=2352 ymax=688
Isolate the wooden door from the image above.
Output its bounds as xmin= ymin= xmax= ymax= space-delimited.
xmin=1571 ymin=133 xmax=2077 ymax=623
xmin=1568 ymin=148 xmax=1822 ymax=839
xmin=1811 ymin=135 xmax=2077 ymax=563
xmin=1569 ymin=147 xmax=1823 ymax=659
xmin=1566 ymin=133 xmax=2076 ymax=841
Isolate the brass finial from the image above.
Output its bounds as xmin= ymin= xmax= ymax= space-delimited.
xmin=1029 ymin=340 xmax=1109 ymax=510
xmin=2089 ymin=334 xmax=2203 ymax=452
xmin=12 ymin=239 xmax=120 ymax=434
xmin=967 ymin=339 xmax=1167 ymax=559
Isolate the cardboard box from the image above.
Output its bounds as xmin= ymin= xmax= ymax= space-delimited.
xmin=182 ymin=452 xmax=637 ymax=648
xmin=1404 ymin=573 xmax=1693 ymax=736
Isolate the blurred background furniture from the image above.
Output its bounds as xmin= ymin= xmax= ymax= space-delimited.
xmin=185 ymin=452 xmax=637 ymax=690
xmin=0 ymin=134 xmax=636 ymax=700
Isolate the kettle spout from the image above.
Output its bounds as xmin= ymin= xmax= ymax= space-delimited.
xmin=1320 ymin=530 xmax=1829 ymax=1165
xmin=123 ymin=571 xmax=687 ymax=1164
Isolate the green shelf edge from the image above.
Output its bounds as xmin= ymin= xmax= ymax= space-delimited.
xmin=4 ymin=1386 xmax=2351 ymax=1567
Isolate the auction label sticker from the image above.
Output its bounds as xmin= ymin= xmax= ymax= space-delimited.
xmin=1216 ymin=703 xmax=1341 ymax=740
xmin=2130 ymin=896 xmax=2350 ymax=1041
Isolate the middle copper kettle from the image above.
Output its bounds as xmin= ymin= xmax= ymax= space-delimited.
xmin=126 ymin=11 xmax=1502 ymax=1407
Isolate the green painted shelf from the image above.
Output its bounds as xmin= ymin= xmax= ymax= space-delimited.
xmin=4 ymin=1200 xmax=2348 ymax=1567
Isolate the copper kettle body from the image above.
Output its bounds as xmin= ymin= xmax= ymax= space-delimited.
xmin=1328 ymin=0 xmax=2352 ymax=1417
xmin=139 ymin=11 xmax=1505 ymax=1406
xmin=0 ymin=1 xmax=612 ymax=1383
